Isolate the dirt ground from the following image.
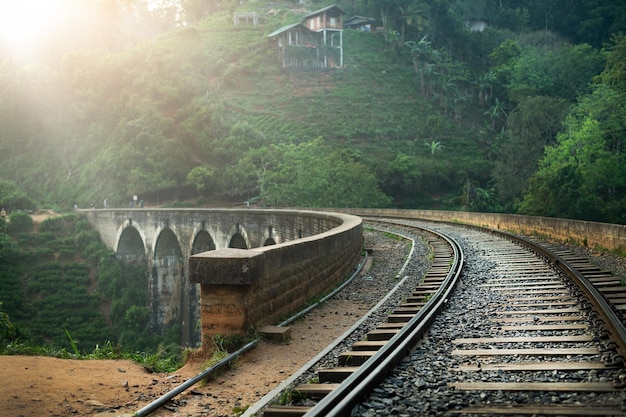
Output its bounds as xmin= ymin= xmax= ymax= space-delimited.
xmin=1 ymin=298 xmax=370 ymax=417
xmin=1 ymin=210 xmax=375 ymax=416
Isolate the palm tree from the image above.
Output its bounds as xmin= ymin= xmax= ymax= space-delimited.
xmin=439 ymin=75 xmax=458 ymax=113
xmin=404 ymin=36 xmax=432 ymax=74
xmin=424 ymin=140 xmax=444 ymax=156
xmin=473 ymin=71 xmax=496 ymax=106
xmin=484 ymin=98 xmax=508 ymax=130
xmin=452 ymin=90 xmax=470 ymax=125
xmin=398 ymin=3 xmax=430 ymax=46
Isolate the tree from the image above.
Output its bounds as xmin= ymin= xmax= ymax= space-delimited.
xmin=0 ymin=180 xmax=37 ymax=213
xmin=81 ymin=115 xmax=191 ymax=202
xmin=484 ymin=97 xmax=508 ymax=130
xmin=595 ymin=33 xmax=626 ymax=92
xmin=517 ymin=161 xmax=587 ymax=219
xmin=398 ymin=2 xmax=430 ymax=45
xmin=507 ymin=41 xmax=603 ymax=103
xmin=259 ymin=138 xmax=391 ymax=208
xmin=515 ymin=24 xmax=626 ymax=222
xmin=424 ymin=140 xmax=444 ymax=156
xmin=378 ymin=152 xmax=423 ymax=207
xmin=405 ymin=36 xmax=433 ymax=74
xmin=493 ymin=96 xmax=569 ymax=208
xmin=473 ymin=71 xmax=495 ymax=106
xmin=216 ymin=143 xmax=278 ymax=203
xmin=186 ymin=166 xmax=214 ymax=198
xmin=518 ymin=89 xmax=626 ymax=222
xmin=180 ymin=0 xmax=214 ymax=24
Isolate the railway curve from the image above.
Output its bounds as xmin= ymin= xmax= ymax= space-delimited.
xmin=248 ymin=218 xmax=626 ymax=417
xmin=248 ymin=221 xmax=462 ymax=416
xmin=354 ymin=219 xmax=626 ymax=417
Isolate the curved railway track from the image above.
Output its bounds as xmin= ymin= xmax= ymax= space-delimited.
xmin=250 ymin=222 xmax=461 ymax=417
xmin=247 ymin=218 xmax=626 ymax=417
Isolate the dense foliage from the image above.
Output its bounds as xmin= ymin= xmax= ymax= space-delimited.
xmin=0 ymin=213 xmax=179 ymax=356
xmin=0 ymin=0 xmax=624 ymax=220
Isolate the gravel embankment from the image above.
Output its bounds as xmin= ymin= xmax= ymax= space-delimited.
xmin=352 ymin=222 xmax=626 ymax=416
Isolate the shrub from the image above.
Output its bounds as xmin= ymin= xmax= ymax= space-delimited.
xmin=7 ymin=212 xmax=33 ymax=234
xmin=37 ymin=231 xmax=58 ymax=244
xmin=0 ymin=180 xmax=37 ymax=212
xmin=39 ymin=215 xmax=75 ymax=233
xmin=74 ymin=219 xmax=92 ymax=232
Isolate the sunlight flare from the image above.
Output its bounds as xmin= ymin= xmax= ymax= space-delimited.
xmin=0 ymin=0 xmax=70 ymax=55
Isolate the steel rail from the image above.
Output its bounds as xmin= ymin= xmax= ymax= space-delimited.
xmin=302 ymin=228 xmax=464 ymax=417
xmin=134 ymin=340 xmax=258 ymax=417
xmin=493 ymin=230 xmax=626 ymax=361
xmin=242 ymin=228 xmax=415 ymax=417
xmin=134 ymin=250 xmax=369 ymax=417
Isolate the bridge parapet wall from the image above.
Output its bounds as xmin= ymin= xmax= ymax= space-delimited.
xmin=82 ymin=208 xmax=363 ymax=349
xmin=347 ymin=209 xmax=626 ymax=253
xmin=189 ymin=211 xmax=363 ymax=349
xmin=81 ymin=208 xmax=340 ymax=256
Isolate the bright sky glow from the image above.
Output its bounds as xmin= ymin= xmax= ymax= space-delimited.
xmin=0 ymin=0 xmax=70 ymax=55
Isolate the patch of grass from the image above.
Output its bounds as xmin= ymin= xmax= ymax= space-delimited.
xmin=135 ymin=343 xmax=183 ymax=373
xmin=233 ymin=405 xmax=249 ymax=416
xmin=1 ymin=336 xmax=183 ymax=373
xmin=277 ymin=386 xmax=306 ymax=405
xmin=383 ymin=231 xmax=404 ymax=241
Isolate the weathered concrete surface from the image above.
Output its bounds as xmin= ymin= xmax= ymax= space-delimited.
xmin=189 ymin=211 xmax=363 ymax=348
xmin=344 ymin=209 xmax=626 ymax=254
xmin=191 ymin=248 xmax=264 ymax=285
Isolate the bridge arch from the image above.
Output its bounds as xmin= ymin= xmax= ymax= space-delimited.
xmin=228 ymin=223 xmax=250 ymax=249
xmin=229 ymin=233 xmax=247 ymax=249
xmin=191 ymin=229 xmax=216 ymax=254
xmin=116 ymin=223 xmax=147 ymax=262
xmin=260 ymin=225 xmax=278 ymax=246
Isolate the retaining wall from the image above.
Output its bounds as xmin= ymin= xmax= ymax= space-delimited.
xmin=346 ymin=209 xmax=626 ymax=254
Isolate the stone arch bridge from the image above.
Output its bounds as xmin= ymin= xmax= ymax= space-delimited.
xmin=81 ymin=209 xmax=363 ymax=348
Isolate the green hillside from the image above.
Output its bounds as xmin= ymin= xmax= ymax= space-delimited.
xmin=1 ymin=0 xmax=626 ymax=360
xmin=1 ymin=0 xmax=625 ymax=221
xmin=0 ymin=210 xmax=181 ymax=361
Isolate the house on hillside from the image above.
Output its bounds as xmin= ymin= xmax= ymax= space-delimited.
xmin=344 ymin=15 xmax=376 ymax=31
xmin=234 ymin=12 xmax=261 ymax=26
xmin=267 ymin=4 xmax=344 ymax=69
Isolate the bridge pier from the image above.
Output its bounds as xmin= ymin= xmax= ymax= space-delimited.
xmin=190 ymin=249 xmax=262 ymax=345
